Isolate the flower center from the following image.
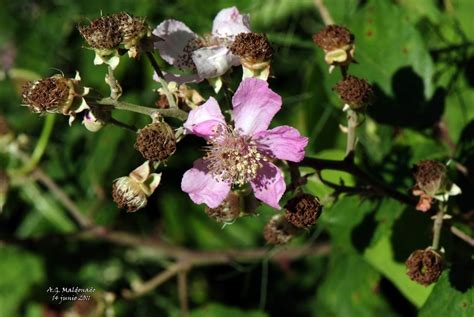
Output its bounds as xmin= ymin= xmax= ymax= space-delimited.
xmin=204 ymin=125 xmax=266 ymax=186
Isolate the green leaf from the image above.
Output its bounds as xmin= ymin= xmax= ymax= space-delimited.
xmin=18 ymin=182 xmax=76 ymax=235
xmin=314 ymin=251 xmax=397 ymax=317
xmin=187 ymin=303 xmax=268 ymax=317
xmin=348 ymin=0 xmax=435 ymax=98
xmin=364 ymin=236 xmax=433 ymax=307
xmin=419 ymin=269 xmax=474 ymax=317
xmin=0 ymin=246 xmax=45 ymax=317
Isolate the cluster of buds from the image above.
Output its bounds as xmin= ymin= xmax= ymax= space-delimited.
xmin=313 ymin=25 xmax=355 ymax=73
xmin=21 ymin=73 xmax=107 ymax=131
xmin=79 ymin=12 xmax=151 ymax=68
xmin=405 ymin=248 xmax=443 ymax=286
xmin=412 ymin=160 xmax=461 ymax=212
xmin=230 ymin=32 xmax=273 ymax=80
xmin=112 ymin=161 xmax=161 ymax=212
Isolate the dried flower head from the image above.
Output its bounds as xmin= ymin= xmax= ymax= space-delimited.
xmin=230 ymin=32 xmax=273 ymax=80
xmin=112 ymin=161 xmax=162 ymax=212
xmin=285 ymin=193 xmax=322 ymax=228
xmin=21 ymin=76 xmax=73 ymax=113
xmin=115 ymin=12 xmax=148 ymax=48
xmin=230 ymin=32 xmax=273 ymax=63
xmin=263 ymin=214 xmax=298 ymax=245
xmin=413 ymin=160 xmax=447 ymax=197
xmin=135 ymin=122 xmax=176 ymax=162
xmin=21 ymin=73 xmax=92 ymax=125
xmin=333 ymin=75 xmax=374 ymax=110
xmin=405 ymin=249 xmax=443 ymax=286
xmin=313 ymin=25 xmax=354 ymax=51
xmin=79 ymin=12 xmax=150 ymax=67
xmin=79 ymin=15 xmax=123 ymax=50
xmin=205 ymin=192 xmax=241 ymax=223
xmin=313 ymin=25 xmax=355 ymax=69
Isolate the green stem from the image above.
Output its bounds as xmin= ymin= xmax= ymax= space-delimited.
xmin=14 ymin=114 xmax=55 ymax=175
xmin=432 ymin=203 xmax=447 ymax=251
xmin=345 ymin=109 xmax=357 ymax=158
xmin=145 ymin=52 xmax=178 ymax=109
xmin=97 ymin=98 xmax=188 ymax=121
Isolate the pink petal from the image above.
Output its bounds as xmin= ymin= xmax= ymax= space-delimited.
xmin=192 ymin=46 xmax=239 ymax=79
xmin=250 ymin=161 xmax=286 ymax=209
xmin=153 ymin=20 xmax=197 ymax=68
xmin=253 ymin=126 xmax=308 ymax=162
xmin=181 ymin=159 xmax=231 ymax=208
xmin=183 ymin=97 xmax=225 ymax=138
xmin=232 ymin=78 xmax=282 ymax=135
xmin=212 ymin=7 xmax=251 ymax=39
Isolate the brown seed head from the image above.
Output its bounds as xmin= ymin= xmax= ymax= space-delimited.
xmin=115 ymin=12 xmax=148 ymax=45
xmin=22 ymin=76 xmax=72 ymax=113
xmin=413 ymin=160 xmax=447 ymax=196
xmin=313 ymin=25 xmax=354 ymax=51
xmin=285 ymin=193 xmax=322 ymax=228
xmin=230 ymin=32 xmax=273 ymax=63
xmin=263 ymin=215 xmax=298 ymax=245
xmin=333 ymin=75 xmax=374 ymax=109
xmin=135 ymin=122 xmax=176 ymax=162
xmin=0 ymin=170 xmax=9 ymax=194
xmin=79 ymin=15 xmax=122 ymax=50
xmin=405 ymin=249 xmax=443 ymax=286
xmin=205 ymin=192 xmax=241 ymax=223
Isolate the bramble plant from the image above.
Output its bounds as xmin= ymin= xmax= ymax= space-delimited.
xmin=1 ymin=1 xmax=473 ymax=316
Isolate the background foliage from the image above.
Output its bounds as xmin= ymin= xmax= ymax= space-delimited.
xmin=0 ymin=0 xmax=473 ymax=316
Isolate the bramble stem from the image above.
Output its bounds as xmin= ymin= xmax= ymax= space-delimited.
xmin=345 ymin=109 xmax=358 ymax=158
xmin=97 ymin=98 xmax=188 ymax=121
xmin=105 ymin=66 xmax=122 ymax=100
xmin=145 ymin=52 xmax=178 ymax=109
xmin=432 ymin=203 xmax=446 ymax=251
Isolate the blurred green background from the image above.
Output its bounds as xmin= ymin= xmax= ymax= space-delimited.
xmin=0 ymin=0 xmax=473 ymax=316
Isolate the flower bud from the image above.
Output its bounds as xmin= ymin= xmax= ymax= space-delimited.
xmin=134 ymin=122 xmax=176 ymax=162
xmin=263 ymin=214 xmax=298 ymax=245
xmin=205 ymin=191 xmax=241 ymax=223
xmin=230 ymin=32 xmax=273 ymax=80
xmin=405 ymin=248 xmax=443 ymax=286
xmin=285 ymin=193 xmax=322 ymax=228
xmin=413 ymin=160 xmax=447 ymax=197
xmin=313 ymin=25 xmax=355 ymax=68
xmin=333 ymin=75 xmax=374 ymax=110
xmin=112 ymin=161 xmax=161 ymax=212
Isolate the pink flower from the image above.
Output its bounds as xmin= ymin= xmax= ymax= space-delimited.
xmin=153 ymin=7 xmax=250 ymax=82
xmin=181 ymin=78 xmax=308 ymax=209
